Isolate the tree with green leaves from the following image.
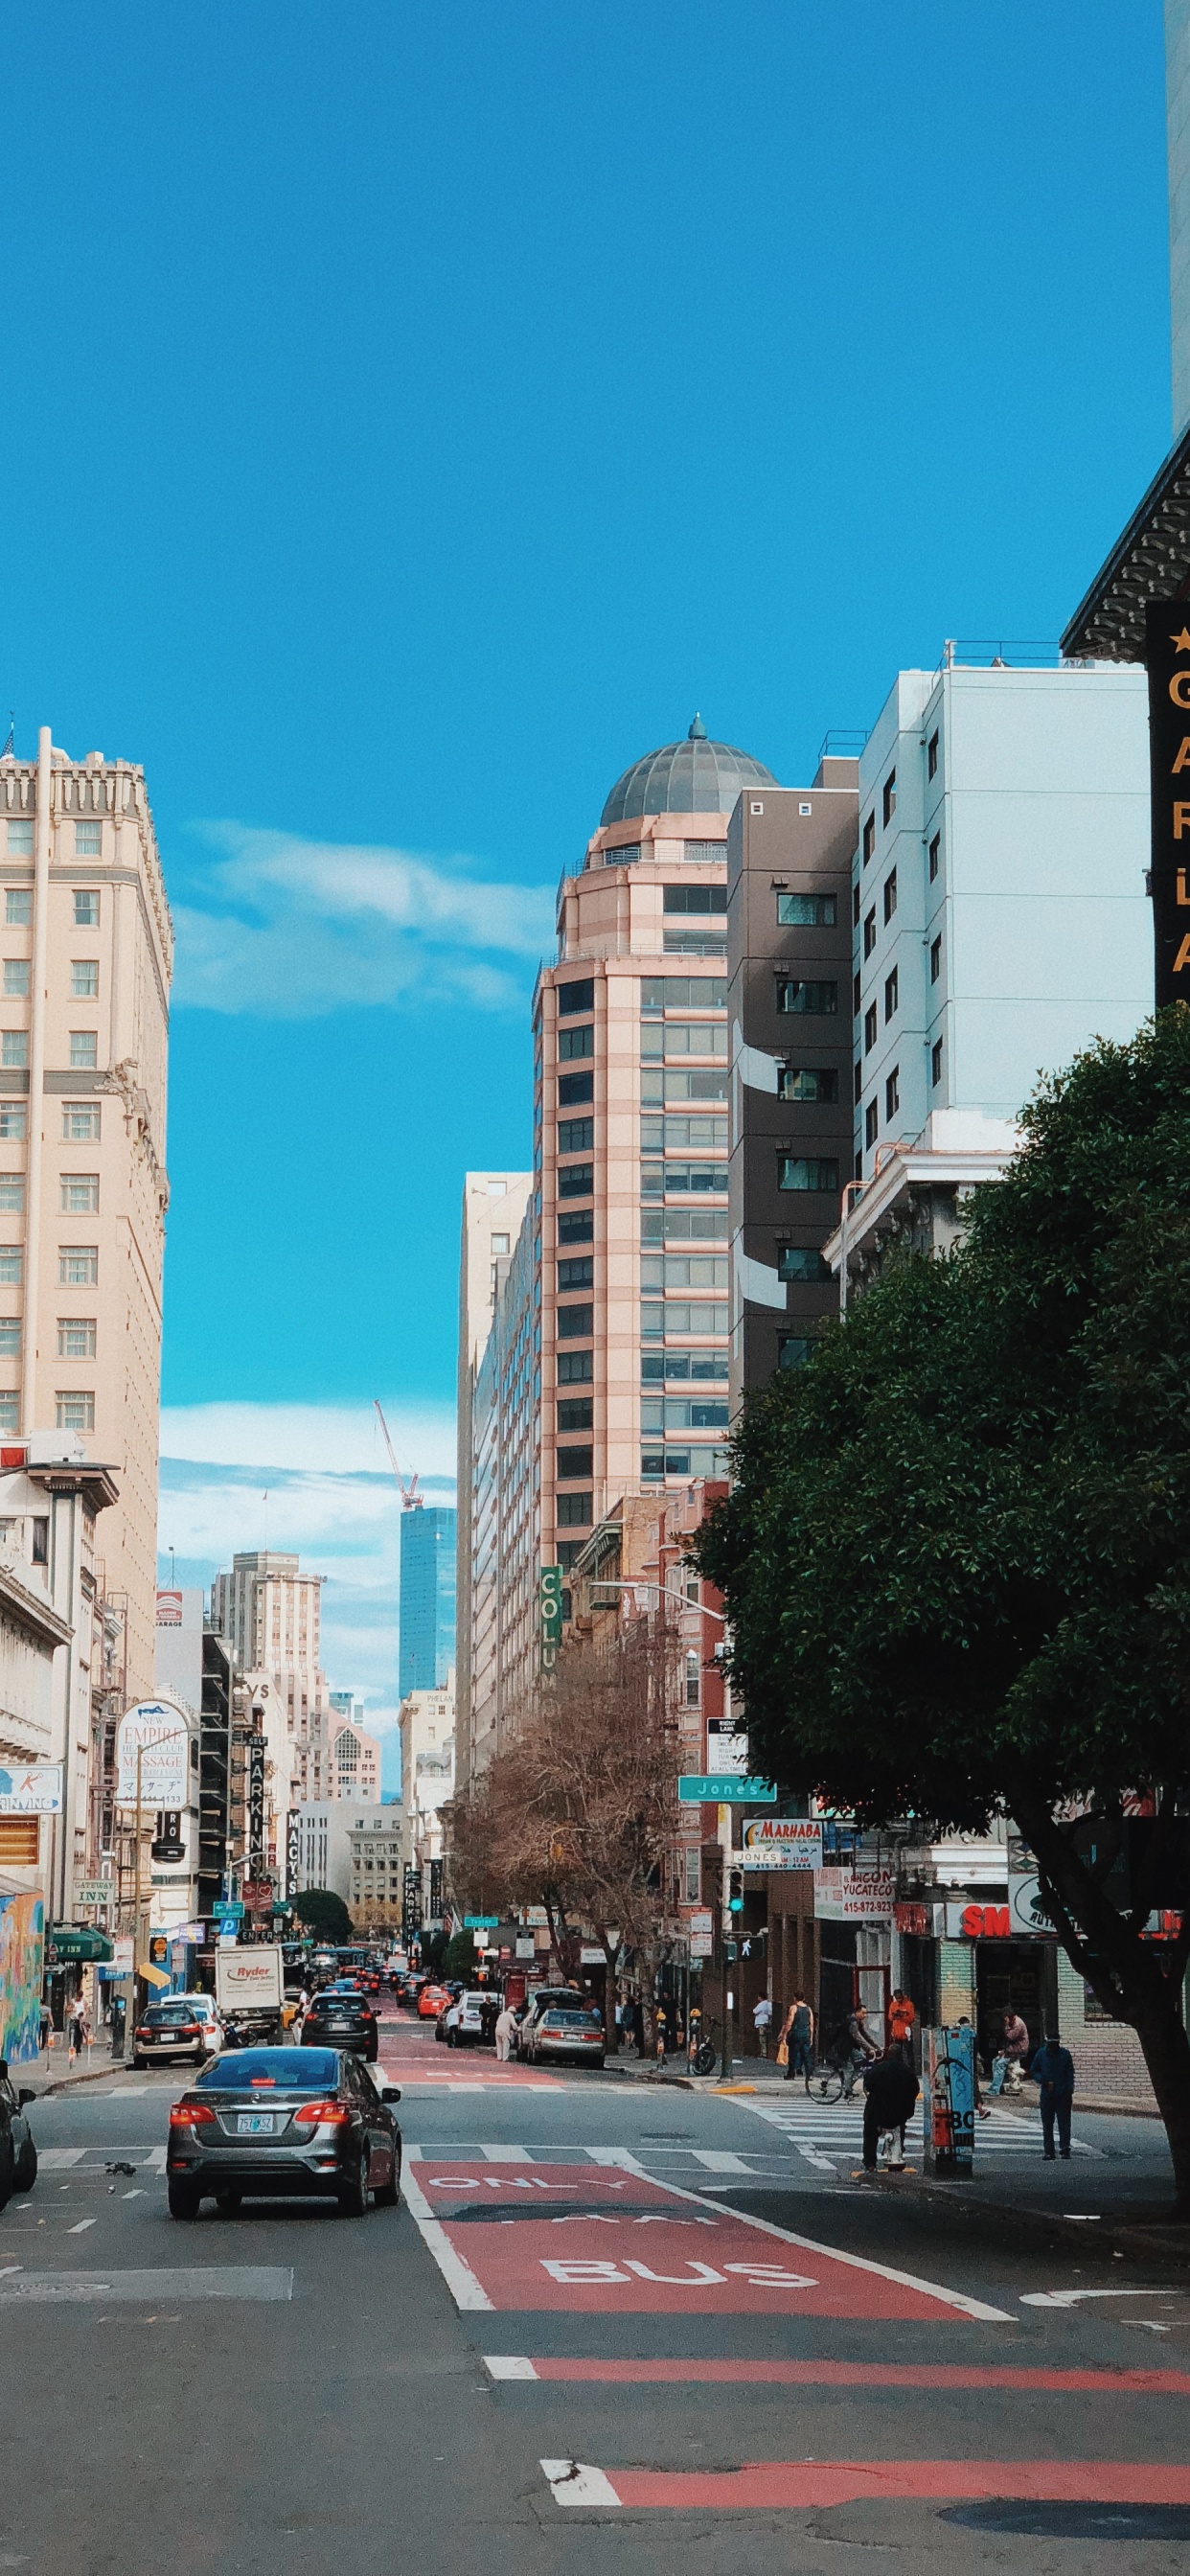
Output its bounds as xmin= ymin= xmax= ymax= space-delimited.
xmin=291 ymin=1888 xmax=354 ymax=1945
xmin=696 ymin=1013 xmax=1190 ymax=2206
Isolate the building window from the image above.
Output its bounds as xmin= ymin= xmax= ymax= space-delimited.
xmin=75 ymin=823 xmax=102 ymax=857
xmin=2 ymin=962 xmax=28 ymax=999
xmin=883 ymin=869 xmax=897 ymax=924
xmin=60 ymin=1175 xmax=100 ymax=1214
xmin=927 ymin=729 xmax=939 ymax=780
xmin=31 ymin=1514 xmax=48 ymax=1560
xmin=557 ymin=1397 xmax=592 ymax=1432
xmin=683 ymin=840 xmax=723 ymax=862
xmin=779 ymin=1336 xmax=813 ymax=1369
xmin=0 ymin=1322 xmax=20 ymax=1357
xmin=865 ymin=1098 xmax=879 ymax=1147
xmin=928 ymin=832 xmax=941 ymax=882
xmin=0 ymin=1181 xmax=23 ymax=1213
xmin=558 ymin=1116 xmax=593 ymax=1153
xmin=863 ymin=1002 xmax=878 ymax=1053
xmin=863 ymin=908 xmax=876 ymax=958
xmin=59 ymin=1102 xmax=101 ymax=1144
xmin=0 ymin=1251 xmax=22 ymax=1285
xmin=558 ymin=1161 xmax=593 ymax=1200
xmin=70 ymin=961 xmax=99 ymax=999
xmin=59 ymin=1245 xmax=98 ymax=1285
xmin=557 ymin=1445 xmax=593 ymax=1481
xmin=775 ymin=979 xmax=837 ymax=1016
xmin=69 ymin=1031 xmax=98 ymax=1069
xmin=4 ymin=892 xmax=31 ymax=931
xmin=0 ymin=1394 xmax=18 ymax=1434
xmin=6 ymin=823 xmax=33 ymax=858
xmin=57 ymin=1320 xmax=96 ymax=1358
xmin=852 ymin=972 xmax=861 ymax=1018
xmin=852 ymin=884 xmax=860 ymax=927
xmin=557 ymin=1493 xmax=591 ymax=1528
xmin=558 ymin=1071 xmax=594 ymax=1108
xmin=558 ymin=977 xmax=595 ymax=1016
xmin=0 ymin=1104 xmax=25 ymax=1140
xmin=558 ymin=1024 xmax=593 ymax=1062
xmin=882 ymin=770 xmax=896 ymax=825
xmin=930 ymin=935 xmax=941 ymax=983
xmin=777 ymin=891 xmax=836 ymax=926
xmin=491 ymin=1230 xmax=510 ymax=1254
xmin=558 ymin=1349 xmax=593 ymax=1383
xmin=861 ymin=813 xmax=876 ymax=866
xmin=663 ymin=885 xmax=726 ymax=915
xmin=778 ymin=1245 xmax=830 ymax=1282
xmin=557 ymin=1255 xmax=593 ymax=1291
xmin=885 ymin=1065 xmax=900 ymax=1118
xmin=558 ymin=1210 xmax=593 ymax=1245
xmin=884 ymin=967 xmax=898 ymax=1023
xmin=2 ymin=1034 xmax=27 ymax=1069
xmin=557 ymin=1302 xmax=593 ymax=1340
xmin=778 ymin=1067 xmax=837 ymax=1103
xmin=931 ymin=1036 xmax=944 ymax=1087
xmin=853 ymin=1058 xmax=862 ymax=1105
xmin=56 ymin=1391 xmax=95 ymax=1433
xmin=778 ymin=1155 xmax=839 ymax=1193
xmin=74 ymin=888 xmax=100 ymax=925
xmin=685 ymin=1650 xmax=700 ymax=1708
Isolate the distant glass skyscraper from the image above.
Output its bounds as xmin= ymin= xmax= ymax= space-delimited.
xmin=399 ymin=1506 xmax=457 ymax=1698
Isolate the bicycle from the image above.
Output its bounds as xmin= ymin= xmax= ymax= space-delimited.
xmin=805 ymin=2061 xmax=845 ymax=2104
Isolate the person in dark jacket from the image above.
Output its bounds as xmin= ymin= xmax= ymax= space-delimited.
xmin=860 ymin=2047 xmax=920 ymax=2171
xmin=1028 ymin=2036 xmax=1075 ymax=2158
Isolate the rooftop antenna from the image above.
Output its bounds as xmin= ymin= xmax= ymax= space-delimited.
xmin=1 ymin=716 xmax=13 ymax=759
xmin=374 ymin=1399 xmax=423 ymax=1507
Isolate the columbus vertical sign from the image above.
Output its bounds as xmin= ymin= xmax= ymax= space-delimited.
xmin=1145 ymin=599 xmax=1190 ymax=1005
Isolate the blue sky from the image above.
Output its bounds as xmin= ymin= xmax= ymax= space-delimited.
xmin=0 ymin=2 xmax=1173 ymax=1760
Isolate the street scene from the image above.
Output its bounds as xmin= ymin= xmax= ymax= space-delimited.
xmin=6 ymin=3 xmax=1190 ymax=2569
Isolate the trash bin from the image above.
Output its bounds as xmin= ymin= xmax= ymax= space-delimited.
xmin=110 ymin=1995 xmax=126 ymax=2060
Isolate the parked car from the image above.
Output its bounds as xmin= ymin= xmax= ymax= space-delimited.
xmin=131 ymin=1998 xmax=220 ymax=2069
xmin=525 ymin=2002 xmax=606 ymax=2068
xmin=0 ymin=2058 xmax=36 ymax=2205
xmin=512 ymin=1987 xmax=588 ymax=2058
xmin=440 ymin=1990 xmax=495 ymax=2048
xmin=416 ymin=1983 xmax=451 ymax=2020
xmin=166 ymin=2045 xmax=401 ymax=2218
xmin=300 ymin=1990 xmax=379 ymax=2061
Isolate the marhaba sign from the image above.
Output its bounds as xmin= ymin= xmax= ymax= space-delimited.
xmin=743 ymin=1818 xmax=824 ymax=1870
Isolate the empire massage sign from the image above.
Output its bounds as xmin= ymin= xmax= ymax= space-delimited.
xmin=1145 ymin=600 xmax=1190 ymax=1003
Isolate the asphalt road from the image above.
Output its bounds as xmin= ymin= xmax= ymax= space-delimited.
xmin=5 ymin=2002 xmax=1190 ymax=2575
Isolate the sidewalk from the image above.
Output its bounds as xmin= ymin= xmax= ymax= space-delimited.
xmin=16 ymin=2043 xmax=126 ymax=2100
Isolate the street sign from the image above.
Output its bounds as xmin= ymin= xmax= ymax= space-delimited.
xmin=465 ymin=1915 xmax=498 ymax=1928
xmin=212 ymin=1899 xmax=243 ymax=1920
xmin=677 ymin=1776 xmax=777 ymax=1805
xmin=539 ymin=1565 xmax=563 ymax=1675
xmin=743 ymin=1818 xmax=822 ymax=1870
xmin=814 ymin=1869 xmax=895 ymax=1923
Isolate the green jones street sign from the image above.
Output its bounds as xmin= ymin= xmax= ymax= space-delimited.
xmin=677 ymin=1776 xmax=778 ymax=1805
xmin=464 ymin=1915 xmax=499 ymax=1929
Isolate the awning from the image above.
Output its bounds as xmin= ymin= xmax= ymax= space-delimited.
xmin=47 ymin=1925 xmax=114 ymax=1963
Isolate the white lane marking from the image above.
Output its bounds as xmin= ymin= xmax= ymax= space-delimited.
xmin=691 ymin=2151 xmax=751 ymax=2174
xmin=122 ymin=2191 xmax=144 ymax=2200
xmin=485 ymin=2354 xmax=538 ymax=2380
xmin=400 ymin=2161 xmax=493 ymax=2312
xmin=541 ymin=2458 xmax=621 ymax=2510
xmin=35 ymin=2149 xmax=85 ymax=2171
xmin=797 ymin=2147 xmax=838 ymax=2173
xmin=67 ymin=2220 xmax=96 ymax=2235
xmin=0 ymin=2266 xmax=293 ymax=2304
xmin=605 ymin=2150 xmax=1015 ymax=2324
xmin=1020 ymin=2287 xmax=1182 ymax=2307
xmin=586 ymin=2148 xmax=639 ymax=2169
xmin=480 ymin=2146 xmax=532 ymax=2161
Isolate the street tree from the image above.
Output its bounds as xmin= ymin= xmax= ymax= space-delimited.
xmin=446 ymin=1616 xmax=682 ymax=2037
xmin=695 ymin=1013 xmax=1190 ymax=2205
xmin=291 ymin=1888 xmax=354 ymax=1945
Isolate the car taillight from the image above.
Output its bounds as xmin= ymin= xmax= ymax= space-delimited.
xmin=169 ymin=2101 xmax=217 ymax=2127
xmin=292 ymin=2099 xmax=352 ymax=2128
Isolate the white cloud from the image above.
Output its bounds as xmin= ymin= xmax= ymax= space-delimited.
xmin=172 ymin=823 xmax=554 ymax=1017
xmin=161 ymin=1399 xmax=456 ymax=1482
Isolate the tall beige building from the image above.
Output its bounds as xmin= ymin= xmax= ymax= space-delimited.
xmin=209 ymin=1551 xmax=331 ymax=1874
xmin=0 ymin=724 xmax=172 ymax=1702
xmin=455 ymin=1173 xmax=532 ymax=1774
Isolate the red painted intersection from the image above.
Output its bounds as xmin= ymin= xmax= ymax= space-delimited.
xmin=407 ymin=2158 xmax=1008 ymax=2318
xmin=547 ymin=2460 xmax=1190 ymax=2511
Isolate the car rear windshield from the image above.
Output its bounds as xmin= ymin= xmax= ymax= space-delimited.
xmin=146 ymin=2004 xmax=199 ymax=2024
xmin=196 ymin=2049 xmax=338 ymax=2089
xmin=545 ymin=2010 xmax=602 ymax=2027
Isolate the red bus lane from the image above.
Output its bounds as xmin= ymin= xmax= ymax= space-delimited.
xmin=403 ymin=2158 xmax=1012 ymax=2320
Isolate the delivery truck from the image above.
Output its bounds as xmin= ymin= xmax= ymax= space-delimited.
xmin=215 ymin=1943 xmax=285 ymax=2037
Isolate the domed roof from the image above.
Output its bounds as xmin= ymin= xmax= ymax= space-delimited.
xmin=601 ymin=714 xmax=777 ymax=827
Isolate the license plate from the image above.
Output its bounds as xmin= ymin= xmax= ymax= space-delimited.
xmin=236 ymin=2112 xmax=276 ymax=2134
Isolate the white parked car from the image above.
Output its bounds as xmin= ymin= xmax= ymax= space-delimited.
xmin=439 ymin=1990 xmax=492 ymax=2048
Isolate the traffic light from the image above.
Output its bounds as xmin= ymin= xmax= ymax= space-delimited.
xmin=728 ymin=1869 xmax=744 ymax=1916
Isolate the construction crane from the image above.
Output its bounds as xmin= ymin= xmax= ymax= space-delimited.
xmin=374 ymin=1398 xmax=423 ymax=1508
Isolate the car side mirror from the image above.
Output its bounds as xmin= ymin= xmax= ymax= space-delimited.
xmin=380 ymin=2085 xmax=400 ymax=2104
xmin=18 ymin=2088 xmax=34 ymax=2107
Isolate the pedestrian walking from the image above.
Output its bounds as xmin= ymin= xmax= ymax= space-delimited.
xmin=654 ymin=2003 xmax=668 ymax=2060
xmin=39 ymin=2002 xmax=51 ymax=2055
xmin=494 ymin=2002 xmax=517 ymax=2061
xmin=841 ymin=2003 xmax=879 ymax=2099
xmin=992 ymin=2006 xmax=1031 ymax=2095
xmin=1028 ymin=2034 xmax=1076 ymax=2158
xmin=778 ymin=1993 xmax=814 ymax=2086
xmin=859 ymin=2047 xmax=920 ymax=2172
xmin=887 ymin=1988 xmax=916 ymax=2058
xmin=753 ymin=1993 xmax=772 ymax=2059
xmin=67 ymin=1995 xmax=88 ymax=2058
